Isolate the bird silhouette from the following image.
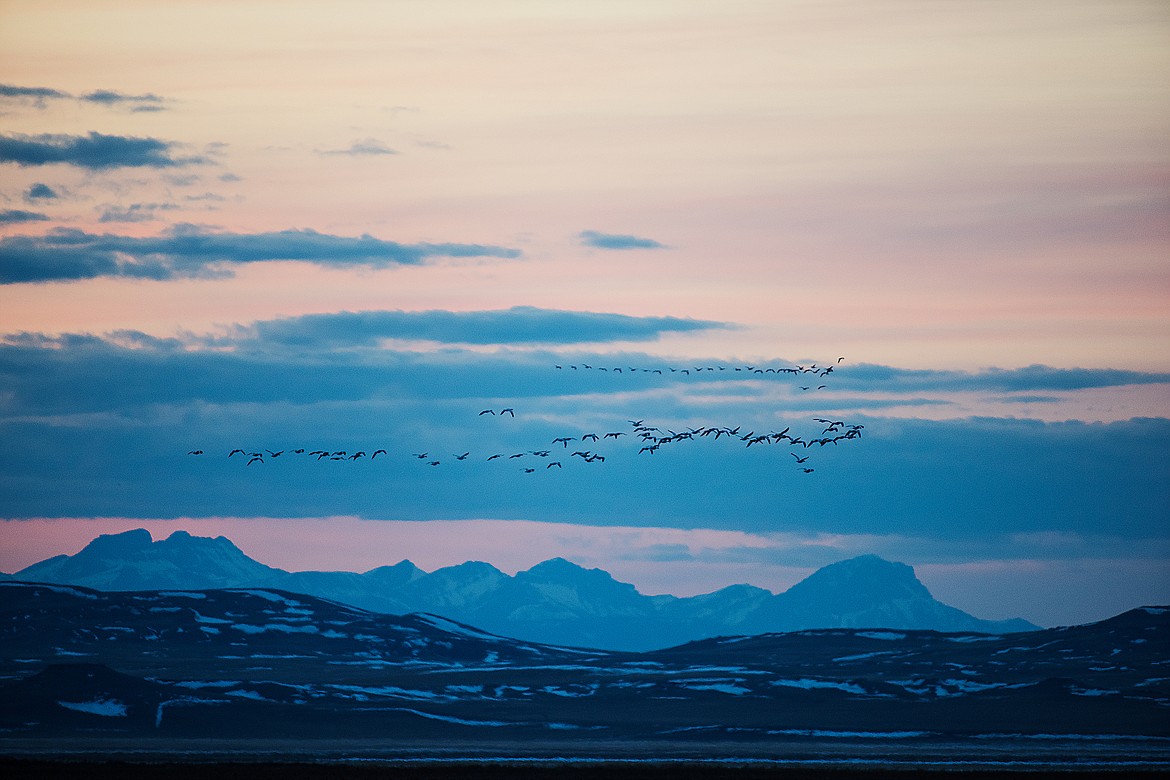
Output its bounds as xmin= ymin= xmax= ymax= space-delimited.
xmin=187 ymin=450 xmax=203 ymax=455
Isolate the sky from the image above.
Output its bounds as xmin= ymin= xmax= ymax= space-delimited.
xmin=1 ymin=0 xmax=1168 ymax=629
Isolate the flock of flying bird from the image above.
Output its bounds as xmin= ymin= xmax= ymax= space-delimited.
xmin=187 ymin=357 xmax=861 ymax=474
xmin=188 ymin=415 xmax=862 ymax=474
xmin=552 ymin=357 xmax=844 ymax=391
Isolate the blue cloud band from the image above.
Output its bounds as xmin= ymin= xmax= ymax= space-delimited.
xmin=0 ymin=226 xmax=522 ymax=283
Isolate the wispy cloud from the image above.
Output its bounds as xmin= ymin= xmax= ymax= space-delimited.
xmin=1 ymin=83 xmax=167 ymax=111
xmin=79 ymin=89 xmax=165 ymax=110
xmin=320 ymin=138 xmax=397 ymax=156
xmin=838 ymin=363 xmax=1170 ymax=393
xmin=0 ymin=225 xmax=522 ymax=283
xmin=97 ymin=203 xmax=179 ymax=223
xmin=0 ymin=209 xmax=50 ymax=225
xmin=0 ymin=84 xmax=70 ymax=100
xmin=0 ymin=132 xmax=203 ymax=170
xmin=578 ymin=230 xmax=668 ymax=250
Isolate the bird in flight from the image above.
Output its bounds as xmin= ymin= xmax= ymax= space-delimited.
xmin=187 ymin=450 xmax=203 ymax=455
xmin=500 ymin=408 xmax=515 ymax=417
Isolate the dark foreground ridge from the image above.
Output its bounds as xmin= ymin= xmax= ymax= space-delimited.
xmin=0 ymin=582 xmax=1166 ymax=769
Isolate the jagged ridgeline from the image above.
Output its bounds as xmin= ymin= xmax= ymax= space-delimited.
xmin=3 ymin=529 xmax=1034 ymax=651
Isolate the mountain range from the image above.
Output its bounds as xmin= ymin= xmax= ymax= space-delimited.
xmin=2 ymin=528 xmax=1036 ymax=651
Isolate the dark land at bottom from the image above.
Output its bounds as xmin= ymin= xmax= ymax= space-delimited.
xmin=2 ymin=736 xmax=1169 ymax=779
xmin=2 ymin=759 xmax=1169 ymax=780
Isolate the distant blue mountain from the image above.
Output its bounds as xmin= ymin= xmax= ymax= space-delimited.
xmin=6 ymin=529 xmax=1037 ymax=650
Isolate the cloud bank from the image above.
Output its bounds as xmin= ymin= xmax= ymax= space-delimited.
xmin=0 ymin=325 xmax=1165 ymax=547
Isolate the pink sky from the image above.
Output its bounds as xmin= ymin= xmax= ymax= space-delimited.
xmin=2 ymin=0 xmax=1167 ymax=373
xmin=1 ymin=1 xmax=1167 ymax=633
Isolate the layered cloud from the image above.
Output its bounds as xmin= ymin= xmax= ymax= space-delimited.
xmin=0 ymin=226 xmax=522 ymax=283
xmin=2 ymin=322 xmax=1165 ymax=415
xmin=0 ymin=321 xmax=1165 ymax=547
xmin=0 ymin=132 xmax=200 ymax=170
